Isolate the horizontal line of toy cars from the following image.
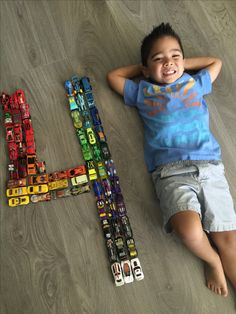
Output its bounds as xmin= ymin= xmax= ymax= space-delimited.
xmin=111 ymin=258 xmax=144 ymax=286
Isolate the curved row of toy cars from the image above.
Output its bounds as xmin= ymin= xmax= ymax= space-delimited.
xmin=65 ymin=75 xmax=144 ymax=286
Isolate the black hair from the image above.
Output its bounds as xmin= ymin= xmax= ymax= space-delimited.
xmin=141 ymin=23 xmax=184 ymax=66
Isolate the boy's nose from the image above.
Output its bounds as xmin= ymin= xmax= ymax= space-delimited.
xmin=163 ymin=59 xmax=173 ymax=67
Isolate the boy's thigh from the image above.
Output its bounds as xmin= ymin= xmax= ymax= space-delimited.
xmin=152 ymin=171 xmax=201 ymax=233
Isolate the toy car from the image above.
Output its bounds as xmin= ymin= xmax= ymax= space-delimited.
xmin=121 ymin=260 xmax=134 ymax=284
xmin=36 ymin=161 xmax=46 ymax=174
xmin=102 ymin=219 xmax=113 ymax=239
xmin=68 ymin=96 xmax=78 ymax=111
xmin=126 ymin=238 xmax=138 ymax=258
xmin=8 ymin=195 xmax=30 ymax=207
xmin=106 ymin=239 xmax=118 ymax=263
xmin=81 ymin=143 xmax=93 ymax=161
xmin=101 ymin=178 xmax=112 ymax=197
xmin=130 ymin=258 xmax=144 ymax=281
xmin=71 ymin=76 xmax=82 ymax=94
xmin=51 ymin=189 xmax=71 ymax=199
xmin=7 ymin=178 xmax=27 ymax=188
xmin=76 ymin=93 xmax=86 ymax=112
xmin=100 ymin=142 xmax=111 ymax=160
xmin=27 ymin=184 xmax=49 ymax=195
xmin=82 ymin=111 xmax=92 ymax=128
xmin=112 ymin=176 xmax=122 ymax=194
xmin=48 ymin=170 xmax=67 ymax=181
xmin=105 ymin=159 xmax=116 ymax=178
xmin=27 ymin=155 xmax=37 ymax=175
xmin=16 ymin=89 xmax=25 ymax=105
xmin=70 ymin=184 xmax=90 ymax=195
xmin=20 ymin=103 xmax=30 ymax=120
xmin=48 ymin=179 xmax=68 ymax=191
xmin=97 ymin=162 xmax=107 ymax=179
xmin=115 ymin=237 xmax=127 ymax=260
xmin=95 ymin=125 xmax=106 ymax=142
xmin=6 ymin=186 xmax=28 ymax=197
xmin=6 ymin=126 xmax=14 ymax=142
xmin=90 ymin=107 xmax=101 ymax=125
xmin=93 ymin=181 xmax=104 ymax=199
xmin=4 ymin=112 xmax=12 ymax=126
xmin=86 ymin=160 xmax=97 ymax=181
xmin=111 ymin=262 xmax=124 ymax=287
xmin=86 ymin=127 xmax=96 ymax=145
xmin=92 ymin=145 xmax=102 ymax=162
xmin=26 ymin=134 xmax=36 ymax=155
xmin=113 ymin=219 xmax=123 ymax=238
xmin=76 ymin=128 xmax=87 ymax=146
xmin=81 ymin=77 xmax=92 ymax=93
xmin=12 ymin=109 xmax=22 ymax=125
xmin=14 ymin=124 xmax=23 ymax=143
xmin=64 ymin=80 xmax=74 ymax=96
xmin=67 ymin=165 xmax=86 ymax=178
xmin=28 ymin=174 xmax=49 ymax=185
xmin=23 ymin=119 xmax=34 ymax=136
xmin=18 ymin=158 xmax=27 ymax=178
xmin=71 ymin=110 xmax=82 ymax=128
xmin=71 ymin=174 xmax=88 ymax=186
xmin=121 ymin=215 xmax=133 ymax=238
xmin=8 ymin=142 xmax=18 ymax=161
xmin=31 ymin=192 xmax=51 ymax=203
xmin=115 ymin=194 xmax=127 ymax=217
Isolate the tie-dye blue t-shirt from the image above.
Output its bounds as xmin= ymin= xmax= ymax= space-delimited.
xmin=124 ymin=69 xmax=221 ymax=172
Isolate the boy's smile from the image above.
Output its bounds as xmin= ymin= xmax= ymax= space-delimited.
xmin=142 ymin=36 xmax=184 ymax=84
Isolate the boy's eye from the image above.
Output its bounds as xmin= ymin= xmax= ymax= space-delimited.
xmin=173 ymin=54 xmax=180 ymax=58
xmin=153 ymin=57 xmax=162 ymax=62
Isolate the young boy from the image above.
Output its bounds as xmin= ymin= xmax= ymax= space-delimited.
xmin=107 ymin=23 xmax=236 ymax=297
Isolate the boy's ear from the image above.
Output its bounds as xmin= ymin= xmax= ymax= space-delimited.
xmin=141 ymin=65 xmax=150 ymax=78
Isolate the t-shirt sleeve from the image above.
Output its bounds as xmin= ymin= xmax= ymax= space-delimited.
xmin=193 ymin=69 xmax=212 ymax=96
xmin=123 ymin=79 xmax=139 ymax=107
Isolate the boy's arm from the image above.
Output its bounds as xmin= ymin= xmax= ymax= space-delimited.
xmin=107 ymin=64 xmax=142 ymax=96
xmin=184 ymin=57 xmax=222 ymax=83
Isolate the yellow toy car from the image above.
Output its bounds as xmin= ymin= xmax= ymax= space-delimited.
xmin=8 ymin=196 xmax=30 ymax=207
xmin=86 ymin=128 xmax=96 ymax=145
xmin=27 ymin=184 xmax=49 ymax=194
xmin=6 ymin=186 xmax=28 ymax=197
xmin=48 ymin=179 xmax=68 ymax=191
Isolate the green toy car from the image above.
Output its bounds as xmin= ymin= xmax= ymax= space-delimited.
xmin=71 ymin=110 xmax=82 ymax=129
xmin=81 ymin=143 xmax=93 ymax=161
xmin=77 ymin=128 xmax=87 ymax=146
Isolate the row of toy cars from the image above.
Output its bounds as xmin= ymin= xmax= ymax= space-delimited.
xmin=64 ymin=75 xmax=144 ymax=286
xmin=1 ymin=90 xmax=91 ymax=207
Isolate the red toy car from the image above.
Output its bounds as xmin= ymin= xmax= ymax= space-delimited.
xmin=14 ymin=124 xmax=23 ymax=143
xmin=26 ymin=134 xmax=36 ymax=154
xmin=36 ymin=161 xmax=46 ymax=174
xmin=49 ymin=170 xmax=68 ymax=181
xmin=20 ymin=103 xmax=30 ymax=120
xmin=23 ymin=119 xmax=34 ymax=136
xmin=16 ymin=89 xmax=26 ymax=105
xmin=7 ymin=178 xmax=27 ymax=188
xmin=8 ymin=142 xmax=18 ymax=160
xmin=6 ymin=126 xmax=14 ymax=142
xmin=18 ymin=158 xmax=27 ymax=178
xmin=67 ymin=165 xmax=86 ymax=178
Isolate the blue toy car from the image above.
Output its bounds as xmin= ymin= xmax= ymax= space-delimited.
xmin=64 ymin=80 xmax=74 ymax=96
xmin=93 ymin=180 xmax=104 ymax=199
xmin=76 ymin=94 xmax=87 ymax=112
xmin=68 ymin=96 xmax=79 ymax=111
xmin=71 ymin=75 xmax=82 ymax=93
xmin=90 ymin=107 xmax=101 ymax=125
xmin=86 ymin=92 xmax=95 ymax=108
xmin=100 ymin=142 xmax=111 ymax=160
xmin=81 ymin=77 xmax=92 ymax=92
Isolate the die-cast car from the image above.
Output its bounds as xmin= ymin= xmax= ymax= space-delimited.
xmin=31 ymin=192 xmax=51 ymax=203
xmin=77 ymin=128 xmax=87 ymax=146
xmin=8 ymin=142 xmax=18 ymax=161
xmin=16 ymin=89 xmax=25 ymax=105
xmin=121 ymin=260 xmax=134 ymax=284
xmin=102 ymin=219 xmax=113 ymax=239
xmin=100 ymin=142 xmax=111 ymax=160
xmin=82 ymin=111 xmax=92 ymax=128
xmin=90 ymin=107 xmax=101 ymax=125
xmin=115 ymin=237 xmax=127 ymax=260
xmin=18 ymin=158 xmax=27 ymax=178
xmin=23 ymin=119 xmax=34 ymax=136
xmin=6 ymin=126 xmax=14 ymax=142
xmin=106 ymin=239 xmax=118 ymax=263
xmin=86 ymin=127 xmax=96 ymax=145
xmin=67 ymin=165 xmax=86 ymax=178
xmin=71 ymin=76 xmax=82 ymax=94
xmin=20 ymin=103 xmax=30 ymax=120
xmin=8 ymin=161 xmax=19 ymax=180
xmin=48 ymin=179 xmax=68 ymax=191
xmin=121 ymin=215 xmax=133 ymax=238
xmin=6 ymin=186 xmax=28 ymax=197
xmin=113 ymin=219 xmax=123 ymax=238
xmin=26 ymin=134 xmax=36 ymax=155
xmin=71 ymin=174 xmax=88 ymax=186
xmin=112 ymin=176 xmax=122 ymax=193
xmin=92 ymin=145 xmax=102 ymax=162
xmin=81 ymin=143 xmax=93 ymax=161
xmin=64 ymin=80 xmax=74 ymax=96
xmin=4 ymin=112 xmax=12 ymax=126
xmin=101 ymin=179 xmax=112 ymax=197
xmin=105 ymin=159 xmax=117 ymax=178
xmin=97 ymin=162 xmax=107 ymax=179
xmin=115 ymin=194 xmax=127 ymax=217
xmin=111 ymin=262 xmax=124 ymax=287
xmin=36 ymin=161 xmax=46 ymax=174
xmin=130 ymin=258 xmax=144 ymax=281
xmin=86 ymin=92 xmax=96 ymax=108
xmin=76 ymin=93 xmax=86 ymax=111
xmin=14 ymin=124 xmax=23 ymax=143
xmin=86 ymin=160 xmax=97 ymax=181
xmin=51 ymin=189 xmax=71 ymax=200
xmin=28 ymin=174 xmax=49 ymax=185
xmin=93 ymin=181 xmax=104 ymax=199
xmin=8 ymin=195 xmax=30 ymax=207
xmin=27 ymin=155 xmax=37 ymax=175
xmin=81 ymin=77 xmax=92 ymax=93
xmin=71 ymin=110 xmax=82 ymax=128
xmin=27 ymin=184 xmax=49 ymax=195
xmin=95 ymin=125 xmax=106 ymax=142
xmin=70 ymin=184 xmax=90 ymax=195
xmin=126 ymin=238 xmax=138 ymax=258
xmin=49 ymin=170 xmax=67 ymax=181
xmin=68 ymin=96 xmax=78 ymax=111
xmin=7 ymin=178 xmax=27 ymax=188
xmin=12 ymin=109 xmax=22 ymax=124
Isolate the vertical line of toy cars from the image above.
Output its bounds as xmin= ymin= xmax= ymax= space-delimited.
xmin=64 ymin=76 xmax=144 ymax=286
xmin=1 ymin=90 xmax=48 ymax=206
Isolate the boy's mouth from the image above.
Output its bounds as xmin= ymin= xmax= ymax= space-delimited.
xmin=163 ymin=70 xmax=176 ymax=77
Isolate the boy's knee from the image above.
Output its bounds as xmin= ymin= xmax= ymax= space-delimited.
xmin=174 ymin=225 xmax=203 ymax=243
xmin=211 ymin=230 xmax=236 ymax=251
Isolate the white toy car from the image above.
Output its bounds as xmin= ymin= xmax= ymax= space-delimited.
xmin=131 ymin=258 xmax=144 ymax=281
xmin=71 ymin=174 xmax=88 ymax=186
xmin=111 ymin=262 xmax=124 ymax=286
xmin=121 ymin=260 xmax=134 ymax=284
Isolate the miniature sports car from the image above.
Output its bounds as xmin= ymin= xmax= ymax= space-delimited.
xmin=16 ymin=89 xmax=25 ymax=105
xmin=8 ymin=142 xmax=18 ymax=161
xmin=31 ymin=192 xmax=51 ymax=203
xmin=112 ymin=176 xmax=122 ymax=194
xmin=64 ymin=80 xmax=74 ymax=96
xmin=115 ymin=194 xmax=127 ymax=217
xmin=71 ymin=76 xmax=82 ymax=94
xmin=36 ymin=161 xmax=46 ymax=174
xmin=20 ymin=103 xmax=30 ymax=120
xmin=106 ymin=239 xmax=118 ymax=263
xmin=6 ymin=186 xmax=28 ymax=197
xmin=115 ymin=237 xmax=127 ymax=261
xmin=111 ymin=262 xmax=124 ymax=287
xmin=70 ymin=184 xmax=90 ymax=195
xmin=51 ymin=189 xmax=71 ymax=199
xmin=130 ymin=258 xmax=144 ymax=281
xmin=27 ymin=184 xmax=49 ymax=195
xmin=81 ymin=143 xmax=93 ymax=161
xmin=12 ymin=109 xmax=22 ymax=125
xmin=23 ymin=119 xmax=34 ymax=136
xmin=76 ymin=94 xmax=86 ymax=111
xmin=82 ymin=111 xmax=92 ymax=128
xmin=126 ymin=238 xmax=138 ymax=258
xmin=93 ymin=181 xmax=104 ymax=199
xmin=95 ymin=125 xmax=106 ymax=142
xmin=121 ymin=215 xmax=133 ymax=238
xmin=14 ymin=125 xmax=23 ymax=143
xmin=18 ymin=158 xmax=27 ymax=178
xmin=101 ymin=178 xmax=112 ymax=197
xmin=6 ymin=126 xmax=14 ymax=142
xmin=27 ymin=155 xmax=37 ymax=175
xmin=90 ymin=107 xmax=101 ymax=125
xmin=71 ymin=174 xmax=88 ymax=186
xmin=92 ymin=145 xmax=102 ymax=162
xmin=68 ymin=96 xmax=78 ymax=111
xmin=77 ymin=128 xmax=87 ymax=146
xmin=113 ymin=219 xmax=123 ymax=239
xmin=67 ymin=165 xmax=86 ymax=178
xmin=97 ymin=162 xmax=107 ymax=180
xmin=86 ymin=92 xmax=95 ymax=108
xmin=4 ymin=112 xmax=12 ymax=126
xmin=48 ymin=179 xmax=68 ymax=191
xmin=105 ymin=159 xmax=117 ymax=178
xmin=49 ymin=170 xmax=67 ymax=181
xmin=7 ymin=178 xmax=27 ymax=188
xmin=102 ymin=219 xmax=113 ymax=239
xmin=121 ymin=260 xmax=134 ymax=284
xmin=8 ymin=195 xmax=30 ymax=207
xmin=71 ymin=110 xmax=82 ymax=129
xmin=81 ymin=77 xmax=92 ymax=93
xmin=86 ymin=160 xmax=97 ymax=181
xmin=100 ymin=142 xmax=111 ymax=160
xmin=28 ymin=174 xmax=49 ymax=185
xmin=86 ymin=127 xmax=96 ymax=145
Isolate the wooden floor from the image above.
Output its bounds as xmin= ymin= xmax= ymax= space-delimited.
xmin=1 ymin=1 xmax=236 ymax=313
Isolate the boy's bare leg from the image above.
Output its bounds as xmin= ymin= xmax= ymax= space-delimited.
xmin=170 ymin=211 xmax=228 ymax=297
xmin=210 ymin=231 xmax=236 ymax=290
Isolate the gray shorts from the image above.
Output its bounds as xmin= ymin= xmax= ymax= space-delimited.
xmin=152 ymin=160 xmax=236 ymax=233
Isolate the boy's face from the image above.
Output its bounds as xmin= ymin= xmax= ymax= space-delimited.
xmin=142 ymin=36 xmax=184 ymax=84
